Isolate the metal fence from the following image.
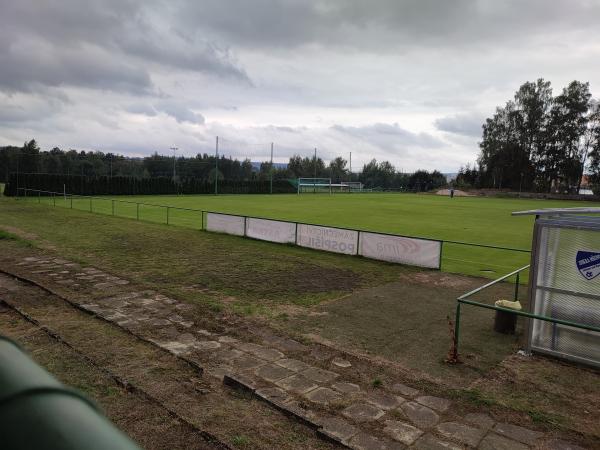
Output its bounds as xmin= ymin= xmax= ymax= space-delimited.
xmin=14 ymin=188 xmax=532 ymax=275
xmin=451 ymin=264 xmax=600 ymax=363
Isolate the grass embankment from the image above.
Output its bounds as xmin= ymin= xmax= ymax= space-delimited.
xmin=0 ymin=196 xmax=409 ymax=312
xmin=18 ymin=192 xmax=600 ymax=277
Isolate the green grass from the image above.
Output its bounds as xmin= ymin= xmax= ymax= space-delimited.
xmin=20 ymin=192 xmax=600 ymax=277
xmin=0 ymin=229 xmax=33 ymax=247
xmin=0 ymin=197 xmax=410 ymax=309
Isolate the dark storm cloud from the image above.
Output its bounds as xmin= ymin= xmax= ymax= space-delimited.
xmin=332 ymin=123 xmax=443 ymax=150
xmin=174 ymin=0 xmax=600 ymax=50
xmin=126 ymin=101 xmax=205 ymax=124
xmin=0 ymin=0 xmax=249 ymax=95
xmin=434 ymin=113 xmax=484 ymax=137
xmin=0 ymin=40 xmax=153 ymax=95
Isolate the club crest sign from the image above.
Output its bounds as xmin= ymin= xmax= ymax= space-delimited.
xmin=576 ymin=250 xmax=600 ymax=280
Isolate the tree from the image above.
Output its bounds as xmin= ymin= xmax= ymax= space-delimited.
xmin=328 ymin=157 xmax=348 ymax=182
xmin=584 ymin=102 xmax=600 ymax=194
xmin=543 ymin=81 xmax=592 ymax=192
xmin=476 ymin=79 xmax=597 ymax=193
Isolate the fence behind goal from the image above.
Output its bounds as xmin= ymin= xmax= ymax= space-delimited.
xmin=296 ymin=178 xmax=364 ymax=194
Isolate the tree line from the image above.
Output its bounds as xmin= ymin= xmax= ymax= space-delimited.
xmin=1 ymin=140 xmax=448 ymax=193
xmin=456 ymin=79 xmax=600 ymax=193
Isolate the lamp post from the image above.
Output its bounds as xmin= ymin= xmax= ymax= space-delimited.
xmin=169 ymin=147 xmax=178 ymax=181
xmin=15 ymin=146 xmax=19 ymax=197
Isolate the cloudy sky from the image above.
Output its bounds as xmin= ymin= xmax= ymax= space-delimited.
xmin=1 ymin=0 xmax=599 ymax=172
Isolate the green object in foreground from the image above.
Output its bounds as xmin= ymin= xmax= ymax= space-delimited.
xmin=0 ymin=336 xmax=140 ymax=450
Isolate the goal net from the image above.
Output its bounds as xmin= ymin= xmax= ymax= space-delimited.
xmin=338 ymin=181 xmax=363 ymax=192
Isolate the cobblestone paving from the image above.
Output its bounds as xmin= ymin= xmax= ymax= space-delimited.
xmin=12 ymin=256 xmax=589 ymax=450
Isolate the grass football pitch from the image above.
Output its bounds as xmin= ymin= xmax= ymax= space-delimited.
xmin=33 ymin=194 xmax=598 ymax=277
xmin=30 ymin=192 xmax=600 ymax=278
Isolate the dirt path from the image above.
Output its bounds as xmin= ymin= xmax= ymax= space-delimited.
xmin=0 ymin=253 xmax=593 ymax=450
xmin=0 ymin=272 xmax=334 ymax=450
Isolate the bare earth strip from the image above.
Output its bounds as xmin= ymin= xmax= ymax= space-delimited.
xmin=0 ymin=272 xmax=335 ymax=450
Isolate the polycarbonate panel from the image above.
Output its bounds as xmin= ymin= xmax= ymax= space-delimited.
xmin=536 ymin=226 xmax=600 ymax=296
xmin=530 ymin=288 xmax=600 ymax=365
xmin=530 ymin=221 xmax=600 ymax=366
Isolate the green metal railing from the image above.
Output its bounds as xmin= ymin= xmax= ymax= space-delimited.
xmin=451 ymin=264 xmax=600 ymax=361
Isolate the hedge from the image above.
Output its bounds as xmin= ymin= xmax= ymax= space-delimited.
xmin=3 ymin=173 xmax=296 ymax=196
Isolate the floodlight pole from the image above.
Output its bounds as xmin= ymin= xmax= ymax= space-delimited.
xmin=349 ymin=152 xmax=352 ymax=178
xmin=170 ymin=147 xmax=178 ymax=180
xmin=314 ymin=148 xmax=317 ymax=193
xmin=15 ymin=147 xmax=19 ymax=197
xmin=215 ymin=136 xmax=219 ymax=195
xmin=270 ymin=142 xmax=274 ymax=195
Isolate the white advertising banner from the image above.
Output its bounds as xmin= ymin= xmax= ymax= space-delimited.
xmin=206 ymin=213 xmax=245 ymax=236
xmin=246 ymin=218 xmax=296 ymax=244
xmin=296 ymin=224 xmax=358 ymax=255
xmin=359 ymin=232 xmax=441 ymax=268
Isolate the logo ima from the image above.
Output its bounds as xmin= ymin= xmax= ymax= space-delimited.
xmin=575 ymin=251 xmax=600 ymax=280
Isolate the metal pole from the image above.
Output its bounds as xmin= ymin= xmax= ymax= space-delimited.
xmin=270 ymin=142 xmax=273 ymax=195
xmin=170 ymin=147 xmax=178 ymax=181
xmin=53 ymin=193 xmax=56 ymax=207
xmin=38 ymin=191 xmax=40 ymax=203
xmin=136 ymin=203 xmax=139 ymax=220
xmin=89 ymin=197 xmax=92 ymax=212
xmin=314 ymin=148 xmax=317 ymax=193
xmin=215 ymin=136 xmax=219 ymax=195
xmin=453 ymin=303 xmax=461 ymax=360
xmin=166 ymin=206 xmax=169 ymax=225
xmin=15 ymin=147 xmax=19 ymax=198
xmin=349 ymin=151 xmax=352 ymax=177
xmin=112 ymin=200 xmax=115 ymax=216
xmin=70 ymin=195 xmax=73 ymax=209
xmin=514 ymin=272 xmax=520 ymax=301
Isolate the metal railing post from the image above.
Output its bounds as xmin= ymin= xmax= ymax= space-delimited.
xmin=70 ymin=195 xmax=73 ymax=209
xmin=453 ymin=303 xmax=461 ymax=360
xmin=38 ymin=191 xmax=41 ymax=203
xmin=89 ymin=197 xmax=92 ymax=212
xmin=53 ymin=193 xmax=56 ymax=207
xmin=136 ymin=203 xmax=139 ymax=220
xmin=166 ymin=207 xmax=170 ymax=225
xmin=112 ymin=200 xmax=115 ymax=216
xmin=514 ymin=272 xmax=520 ymax=301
